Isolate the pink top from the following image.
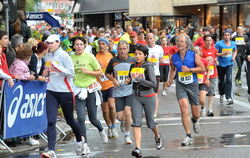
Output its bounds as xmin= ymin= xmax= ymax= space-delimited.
xmin=9 ymin=59 xmax=30 ymax=80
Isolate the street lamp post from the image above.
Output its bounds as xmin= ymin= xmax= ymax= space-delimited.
xmin=3 ymin=0 xmax=9 ymax=36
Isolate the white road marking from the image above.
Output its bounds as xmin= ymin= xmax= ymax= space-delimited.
xmin=178 ymin=146 xmax=211 ymax=150
xmin=230 ymin=120 xmax=250 ymax=123
xmin=224 ymin=145 xmax=250 ymax=148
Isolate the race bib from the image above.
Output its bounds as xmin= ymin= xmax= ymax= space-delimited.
xmin=128 ymin=53 xmax=135 ymax=57
xmin=178 ymin=72 xmax=193 ymax=84
xmin=209 ymin=65 xmax=214 ymax=75
xmin=130 ymin=68 xmax=145 ymax=81
xmin=99 ymin=75 xmax=108 ymax=82
xmin=162 ymin=55 xmax=170 ymax=64
xmin=117 ymin=71 xmax=129 ymax=84
xmin=222 ymin=48 xmax=233 ymax=58
xmin=235 ymin=37 xmax=245 ymax=45
xmin=197 ymin=74 xmax=204 ymax=84
xmin=147 ymin=58 xmax=158 ymax=65
xmin=88 ymin=82 xmax=102 ymax=93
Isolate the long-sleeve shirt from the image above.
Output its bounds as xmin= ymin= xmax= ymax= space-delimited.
xmin=9 ymin=58 xmax=30 ymax=80
xmin=44 ymin=47 xmax=75 ymax=92
xmin=0 ymin=52 xmax=13 ymax=86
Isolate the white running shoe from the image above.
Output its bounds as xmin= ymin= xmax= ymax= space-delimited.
xmin=181 ymin=136 xmax=193 ymax=146
xmin=28 ymin=137 xmax=40 ymax=146
xmin=162 ymin=90 xmax=167 ymax=96
xmin=76 ymin=141 xmax=90 ymax=156
xmin=226 ymin=98 xmax=234 ymax=105
xmin=107 ymin=128 xmax=112 ymax=138
xmin=112 ymin=128 xmax=119 ymax=138
xmin=41 ymin=150 xmax=57 ymax=158
xmin=99 ymin=130 xmax=108 ymax=143
xmin=125 ymin=135 xmax=132 ymax=144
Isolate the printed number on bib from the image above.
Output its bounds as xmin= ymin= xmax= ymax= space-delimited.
xmin=147 ymin=57 xmax=158 ymax=66
xmin=209 ymin=65 xmax=214 ymax=75
xmin=117 ymin=71 xmax=129 ymax=84
xmin=130 ymin=68 xmax=145 ymax=81
xmin=222 ymin=48 xmax=233 ymax=58
xmin=88 ymin=82 xmax=102 ymax=93
xmin=99 ymin=75 xmax=108 ymax=82
xmin=235 ymin=37 xmax=245 ymax=45
xmin=197 ymin=74 xmax=204 ymax=84
xmin=162 ymin=55 xmax=170 ymax=64
xmin=128 ymin=53 xmax=135 ymax=57
xmin=178 ymin=72 xmax=193 ymax=84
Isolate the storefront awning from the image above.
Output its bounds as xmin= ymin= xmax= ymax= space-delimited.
xmin=72 ymin=0 xmax=128 ymax=14
xmin=217 ymin=0 xmax=250 ymax=5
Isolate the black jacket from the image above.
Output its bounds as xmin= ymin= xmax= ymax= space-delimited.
xmin=9 ymin=21 xmax=31 ymax=43
xmin=28 ymin=53 xmax=45 ymax=79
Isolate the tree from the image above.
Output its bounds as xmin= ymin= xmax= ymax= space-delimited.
xmin=25 ymin=0 xmax=40 ymax=12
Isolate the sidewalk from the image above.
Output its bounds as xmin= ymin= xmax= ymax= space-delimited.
xmin=0 ymin=118 xmax=71 ymax=157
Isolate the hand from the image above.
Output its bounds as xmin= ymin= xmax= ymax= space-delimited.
xmin=43 ymin=68 xmax=50 ymax=76
xmin=204 ymin=79 xmax=211 ymax=87
xmin=112 ymin=79 xmax=120 ymax=87
xmin=28 ymin=75 xmax=35 ymax=81
xmin=131 ymin=73 xmax=140 ymax=80
xmin=166 ymin=80 xmax=173 ymax=87
xmin=182 ymin=65 xmax=190 ymax=72
xmin=125 ymin=78 xmax=131 ymax=84
xmin=206 ymin=56 xmax=213 ymax=62
xmin=7 ymin=78 xmax=14 ymax=88
xmin=160 ymin=58 xmax=165 ymax=63
xmin=80 ymin=67 xmax=90 ymax=74
xmin=247 ymin=55 xmax=250 ymax=62
xmin=37 ymin=76 xmax=47 ymax=82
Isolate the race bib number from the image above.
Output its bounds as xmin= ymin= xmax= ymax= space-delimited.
xmin=235 ymin=37 xmax=245 ymax=45
xmin=178 ymin=72 xmax=193 ymax=84
xmin=117 ymin=71 xmax=129 ymax=84
xmin=130 ymin=68 xmax=145 ymax=81
xmin=162 ymin=55 xmax=170 ymax=64
xmin=99 ymin=75 xmax=108 ymax=82
xmin=222 ymin=48 xmax=233 ymax=58
xmin=197 ymin=74 xmax=204 ymax=84
xmin=209 ymin=65 xmax=214 ymax=75
xmin=147 ymin=58 xmax=158 ymax=65
xmin=128 ymin=53 xmax=135 ymax=57
xmin=88 ymin=82 xmax=102 ymax=93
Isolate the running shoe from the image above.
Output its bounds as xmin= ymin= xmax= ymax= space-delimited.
xmin=41 ymin=150 xmax=57 ymax=158
xmin=125 ymin=135 xmax=132 ymax=144
xmin=76 ymin=141 xmax=90 ymax=156
xmin=28 ymin=137 xmax=40 ymax=146
xmin=162 ymin=90 xmax=167 ymax=96
xmin=155 ymin=134 xmax=163 ymax=150
xmin=207 ymin=110 xmax=214 ymax=117
xmin=226 ymin=98 xmax=234 ymax=105
xmin=181 ymin=136 xmax=193 ymax=146
xmin=99 ymin=130 xmax=108 ymax=143
xmin=131 ymin=147 xmax=142 ymax=157
xmin=112 ymin=128 xmax=119 ymax=138
xmin=108 ymin=128 xmax=112 ymax=138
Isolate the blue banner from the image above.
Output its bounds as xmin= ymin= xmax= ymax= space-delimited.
xmin=3 ymin=80 xmax=47 ymax=139
xmin=26 ymin=12 xmax=60 ymax=28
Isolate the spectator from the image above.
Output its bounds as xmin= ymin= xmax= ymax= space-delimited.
xmin=9 ymin=45 xmax=35 ymax=81
xmin=9 ymin=10 xmax=31 ymax=43
xmin=29 ymin=42 xmax=48 ymax=82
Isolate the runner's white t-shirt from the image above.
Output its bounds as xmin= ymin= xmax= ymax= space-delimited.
xmin=147 ymin=45 xmax=164 ymax=76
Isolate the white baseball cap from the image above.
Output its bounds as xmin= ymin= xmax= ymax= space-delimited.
xmin=45 ymin=34 xmax=60 ymax=43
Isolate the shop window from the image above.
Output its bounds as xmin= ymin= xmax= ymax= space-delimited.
xmin=239 ymin=4 xmax=250 ymax=26
xmin=222 ymin=5 xmax=237 ymax=31
xmin=206 ymin=5 xmax=219 ymax=27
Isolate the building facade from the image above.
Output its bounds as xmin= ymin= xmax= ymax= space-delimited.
xmin=41 ymin=0 xmax=74 ymax=16
xmin=72 ymin=0 xmax=250 ymax=32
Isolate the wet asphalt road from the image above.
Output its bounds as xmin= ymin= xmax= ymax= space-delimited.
xmin=2 ymin=70 xmax=250 ymax=158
